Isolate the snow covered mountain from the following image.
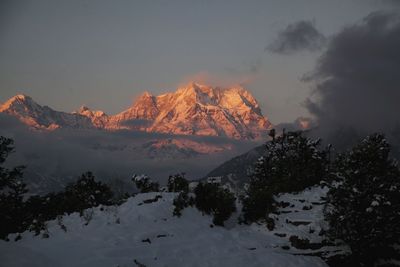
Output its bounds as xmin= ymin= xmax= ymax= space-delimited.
xmin=135 ymin=138 xmax=233 ymax=159
xmin=107 ymin=91 xmax=159 ymax=130
xmin=0 ymin=95 xmax=94 ymax=130
xmin=76 ymin=106 xmax=110 ymax=128
xmin=0 ymin=82 xmax=272 ymax=140
xmin=123 ymin=82 xmax=272 ymax=139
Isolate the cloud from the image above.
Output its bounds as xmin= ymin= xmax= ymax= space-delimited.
xmin=274 ymin=116 xmax=316 ymax=133
xmin=225 ymin=59 xmax=262 ymax=75
xmin=267 ymin=20 xmax=326 ymax=54
xmin=120 ymin=119 xmax=153 ymax=128
xmin=179 ymin=70 xmax=258 ymax=88
xmin=0 ymin=113 xmax=256 ymax=193
xmin=305 ymin=11 xmax=400 ymax=149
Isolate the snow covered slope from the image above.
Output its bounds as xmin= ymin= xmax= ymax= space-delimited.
xmin=271 ymin=186 xmax=348 ymax=261
xmin=0 ymin=191 xmax=330 ymax=267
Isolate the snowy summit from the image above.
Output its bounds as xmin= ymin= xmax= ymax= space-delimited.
xmin=0 ymin=82 xmax=272 ymax=140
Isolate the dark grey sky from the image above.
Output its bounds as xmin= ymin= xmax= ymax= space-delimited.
xmin=0 ymin=0 xmax=395 ymax=123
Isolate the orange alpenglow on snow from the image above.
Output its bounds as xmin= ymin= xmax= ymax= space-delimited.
xmin=0 ymin=82 xmax=272 ymax=140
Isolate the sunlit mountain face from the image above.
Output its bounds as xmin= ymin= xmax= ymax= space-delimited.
xmin=0 ymin=82 xmax=275 ymax=192
xmin=0 ymin=82 xmax=272 ymax=140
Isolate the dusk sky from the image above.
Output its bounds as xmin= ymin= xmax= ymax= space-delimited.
xmin=0 ymin=0 xmax=397 ymax=123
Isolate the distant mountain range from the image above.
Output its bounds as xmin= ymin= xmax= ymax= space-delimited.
xmin=1 ymin=83 xmax=319 ymax=193
xmin=0 ymin=82 xmax=272 ymax=140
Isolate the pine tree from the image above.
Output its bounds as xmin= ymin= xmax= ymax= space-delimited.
xmin=242 ymin=130 xmax=329 ymax=223
xmin=194 ymin=182 xmax=236 ymax=226
xmin=170 ymin=173 xmax=192 ymax=217
xmin=0 ymin=137 xmax=118 ymax=239
xmin=167 ymin=173 xmax=189 ymax=193
xmin=172 ymin=191 xmax=193 ymax=217
xmin=133 ymin=174 xmax=159 ymax=193
xmin=63 ymin=172 xmax=114 ymax=215
xmin=325 ymin=134 xmax=400 ymax=265
xmin=0 ymin=137 xmax=28 ymax=239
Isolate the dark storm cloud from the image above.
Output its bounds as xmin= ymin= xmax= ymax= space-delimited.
xmin=305 ymin=11 xmax=400 ymax=148
xmin=267 ymin=20 xmax=326 ymax=54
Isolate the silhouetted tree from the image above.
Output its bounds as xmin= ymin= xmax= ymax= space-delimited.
xmin=172 ymin=191 xmax=194 ymax=217
xmin=0 ymin=137 xmax=119 ymax=239
xmin=63 ymin=172 xmax=114 ymax=215
xmin=194 ymin=182 xmax=236 ymax=226
xmin=0 ymin=137 xmax=27 ymax=239
xmin=133 ymin=174 xmax=159 ymax=193
xmin=242 ymin=130 xmax=329 ymax=223
xmin=168 ymin=173 xmax=189 ymax=193
xmin=325 ymin=134 xmax=400 ymax=265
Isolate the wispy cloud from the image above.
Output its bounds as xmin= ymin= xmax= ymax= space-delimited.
xmin=0 ymin=113 xmax=255 ymax=192
xmin=179 ymin=70 xmax=259 ymax=88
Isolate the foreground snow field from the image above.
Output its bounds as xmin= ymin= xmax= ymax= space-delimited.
xmin=0 ymin=190 xmax=332 ymax=267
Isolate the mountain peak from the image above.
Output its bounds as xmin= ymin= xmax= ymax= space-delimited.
xmin=1 ymin=83 xmax=272 ymax=140
xmin=109 ymin=91 xmax=159 ymax=127
xmin=4 ymin=93 xmax=32 ymax=103
xmin=75 ymin=106 xmax=108 ymax=128
xmin=12 ymin=94 xmax=31 ymax=101
xmin=135 ymin=91 xmax=153 ymax=100
xmin=177 ymin=82 xmax=249 ymax=98
xmin=144 ymin=83 xmax=272 ymax=139
xmin=188 ymin=81 xmax=212 ymax=89
xmin=184 ymin=81 xmax=204 ymax=88
xmin=0 ymin=94 xmax=35 ymax=112
xmin=78 ymin=105 xmax=90 ymax=113
xmin=132 ymin=91 xmax=156 ymax=106
xmin=0 ymin=94 xmax=94 ymax=130
xmin=77 ymin=105 xmax=106 ymax=116
xmin=142 ymin=91 xmax=153 ymax=97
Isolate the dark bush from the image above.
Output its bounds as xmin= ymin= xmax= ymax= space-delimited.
xmin=133 ymin=174 xmax=159 ymax=193
xmin=172 ymin=191 xmax=193 ymax=217
xmin=241 ymin=186 xmax=275 ymax=223
xmin=167 ymin=173 xmax=189 ymax=193
xmin=194 ymin=182 xmax=236 ymax=226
